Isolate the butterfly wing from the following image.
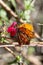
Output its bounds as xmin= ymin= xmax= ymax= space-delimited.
xmin=17 ymin=27 xmax=30 ymax=45
xmin=17 ymin=23 xmax=35 ymax=45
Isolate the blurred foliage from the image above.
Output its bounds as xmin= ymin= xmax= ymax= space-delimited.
xmin=16 ymin=0 xmax=34 ymax=23
xmin=8 ymin=55 xmax=23 ymax=65
xmin=8 ymin=47 xmax=35 ymax=65
xmin=0 ymin=0 xmax=34 ymax=25
xmin=0 ymin=7 xmax=9 ymax=26
xmin=28 ymin=47 xmax=35 ymax=55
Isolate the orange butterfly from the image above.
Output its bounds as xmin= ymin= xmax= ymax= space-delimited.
xmin=17 ymin=23 xmax=35 ymax=45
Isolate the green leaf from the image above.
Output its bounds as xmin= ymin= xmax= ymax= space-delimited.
xmin=20 ymin=11 xmax=24 ymax=18
xmin=1 ymin=38 xmax=5 ymax=43
xmin=28 ymin=47 xmax=35 ymax=55
xmin=24 ymin=0 xmax=32 ymax=10
xmin=10 ymin=0 xmax=16 ymax=8
xmin=0 ymin=21 xmax=2 ymax=26
xmin=0 ymin=9 xmax=7 ymax=18
xmin=4 ymin=40 xmax=10 ymax=43
xmin=16 ymin=55 xmax=22 ymax=62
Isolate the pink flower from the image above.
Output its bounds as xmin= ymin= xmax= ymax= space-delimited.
xmin=10 ymin=22 xmax=17 ymax=27
xmin=7 ymin=22 xmax=17 ymax=36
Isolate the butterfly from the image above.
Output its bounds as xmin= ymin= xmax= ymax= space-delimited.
xmin=17 ymin=23 xmax=35 ymax=45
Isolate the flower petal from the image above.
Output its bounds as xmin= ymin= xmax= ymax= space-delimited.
xmin=11 ymin=22 xmax=17 ymax=27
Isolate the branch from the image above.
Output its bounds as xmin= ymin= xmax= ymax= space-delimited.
xmin=35 ymin=32 xmax=43 ymax=42
xmin=0 ymin=0 xmax=24 ymax=23
xmin=0 ymin=0 xmax=17 ymax=18
xmin=5 ymin=47 xmax=16 ymax=57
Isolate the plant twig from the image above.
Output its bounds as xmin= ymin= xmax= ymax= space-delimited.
xmin=0 ymin=0 xmax=24 ymax=23
xmin=0 ymin=0 xmax=17 ymax=18
xmin=0 ymin=44 xmax=19 ymax=47
xmin=5 ymin=47 xmax=16 ymax=57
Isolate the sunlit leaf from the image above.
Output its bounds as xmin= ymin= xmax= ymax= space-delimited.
xmin=28 ymin=47 xmax=35 ymax=55
xmin=0 ymin=21 xmax=2 ymax=26
xmin=4 ymin=40 xmax=10 ymax=43
xmin=16 ymin=55 xmax=22 ymax=62
xmin=1 ymin=38 xmax=5 ymax=43
xmin=0 ymin=9 xmax=7 ymax=18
